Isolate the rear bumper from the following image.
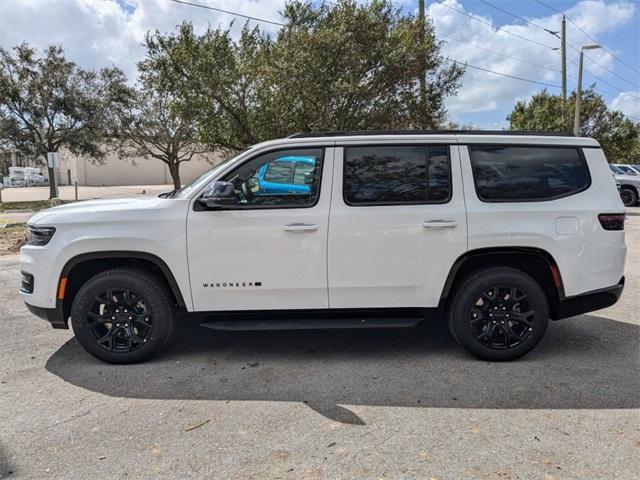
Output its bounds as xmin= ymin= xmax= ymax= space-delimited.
xmin=554 ymin=277 xmax=624 ymax=320
xmin=24 ymin=303 xmax=69 ymax=329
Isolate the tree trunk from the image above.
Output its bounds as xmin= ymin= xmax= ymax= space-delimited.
xmin=47 ymin=165 xmax=56 ymax=199
xmin=169 ymin=163 xmax=181 ymax=190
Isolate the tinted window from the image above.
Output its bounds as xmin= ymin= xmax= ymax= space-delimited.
xmin=469 ymin=146 xmax=590 ymax=202
xmin=343 ymin=145 xmax=451 ymax=205
xmin=220 ymin=149 xmax=323 ymax=208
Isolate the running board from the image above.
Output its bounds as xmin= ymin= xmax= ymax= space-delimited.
xmin=200 ymin=316 xmax=423 ymax=331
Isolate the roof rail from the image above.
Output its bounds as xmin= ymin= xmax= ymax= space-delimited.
xmin=287 ymin=130 xmax=575 ymax=138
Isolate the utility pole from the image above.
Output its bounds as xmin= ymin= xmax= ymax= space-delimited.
xmin=418 ymin=0 xmax=427 ymax=128
xmin=561 ymin=16 xmax=566 ymax=103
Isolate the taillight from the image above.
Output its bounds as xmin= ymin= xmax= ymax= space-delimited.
xmin=598 ymin=213 xmax=625 ymax=231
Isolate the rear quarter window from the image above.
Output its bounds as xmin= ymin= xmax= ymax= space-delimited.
xmin=469 ymin=146 xmax=591 ymax=202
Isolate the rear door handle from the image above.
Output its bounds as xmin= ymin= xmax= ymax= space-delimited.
xmin=283 ymin=223 xmax=319 ymax=232
xmin=421 ymin=220 xmax=457 ymax=229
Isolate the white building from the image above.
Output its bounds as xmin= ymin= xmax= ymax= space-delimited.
xmin=1 ymin=148 xmax=222 ymax=187
xmin=56 ymin=148 xmax=221 ymax=186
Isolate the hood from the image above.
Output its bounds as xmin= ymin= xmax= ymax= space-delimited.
xmin=28 ymin=196 xmax=168 ymax=225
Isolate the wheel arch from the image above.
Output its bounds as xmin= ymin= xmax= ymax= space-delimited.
xmin=439 ymin=247 xmax=565 ymax=319
xmin=59 ymin=251 xmax=188 ymax=322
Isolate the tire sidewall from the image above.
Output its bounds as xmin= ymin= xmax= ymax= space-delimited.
xmin=449 ymin=269 xmax=549 ymax=361
xmin=71 ymin=270 xmax=174 ymax=364
xmin=620 ymin=187 xmax=637 ymax=207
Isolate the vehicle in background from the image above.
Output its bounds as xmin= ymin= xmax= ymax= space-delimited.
xmin=254 ymin=155 xmax=316 ymax=195
xmin=7 ymin=167 xmax=48 ymax=187
xmin=610 ymin=164 xmax=640 ymax=206
xmin=613 ymin=164 xmax=640 ymax=176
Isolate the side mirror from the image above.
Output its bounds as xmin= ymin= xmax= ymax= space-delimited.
xmin=199 ymin=181 xmax=236 ymax=208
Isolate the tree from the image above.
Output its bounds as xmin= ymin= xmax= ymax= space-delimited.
xmin=0 ymin=44 xmax=132 ymax=198
xmin=116 ymin=86 xmax=208 ymax=190
xmin=507 ymin=89 xmax=640 ymax=163
xmin=139 ymin=0 xmax=463 ymax=152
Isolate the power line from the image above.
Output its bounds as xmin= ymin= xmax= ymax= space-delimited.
xmin=534 ymin=0 xmax=640 ymax=75
xmin=479 ymin=0 xmax=550 ymax=34
xmin=565 ymin=42 xmax=640 ymax=89
xmin=432 ymin=0 xmax=556 ymax=50
xmin=565 ymin=55 xmax=640 ymax=100
xmin=444 ymin=57 xmax=562 ymax=89
xmin=480 ymin=0 xmax=639 ymax=89
xmin=166 ymin=0 xmax=286 ymax=27
xmin=440 ymin=34 xmax=560 ymax=73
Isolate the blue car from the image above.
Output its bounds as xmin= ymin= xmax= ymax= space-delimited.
xmin=256 ymin=156 xmax=317 ymax=195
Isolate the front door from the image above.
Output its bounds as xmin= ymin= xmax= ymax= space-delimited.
xmin=328 ymin=143 xmax=468 ymax=308
xmin=187 ymin=147 xmax=334 ymax=312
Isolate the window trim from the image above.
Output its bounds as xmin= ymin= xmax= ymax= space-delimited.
xmin=341 ymin=144 xmax=454 ymax=207
xmin=468 ymin=144 xmax=592 ymax=203
xmin=194 ymin=146 xmax=326 ymax=211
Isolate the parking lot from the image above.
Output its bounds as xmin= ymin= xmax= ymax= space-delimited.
xmin=0 ymin=213 xmax=638 ymax=479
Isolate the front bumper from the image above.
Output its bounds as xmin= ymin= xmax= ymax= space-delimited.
xmin=25 ymin=303 xmax=69 ymax=329
xmin=554 ymin=277 xmax=625 ymax=320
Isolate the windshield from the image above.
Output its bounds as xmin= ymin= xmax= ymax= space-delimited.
xmin=167 ymin=149 xmax=251 ymax=199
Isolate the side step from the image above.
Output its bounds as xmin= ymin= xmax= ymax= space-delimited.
xmin=200 ymin=316 xmax=423 ymax=331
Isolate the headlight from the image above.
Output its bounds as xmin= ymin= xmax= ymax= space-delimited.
xmin=26 ymin=226 xmax=56 ymax=246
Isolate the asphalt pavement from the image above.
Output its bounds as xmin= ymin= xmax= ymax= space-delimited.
xmin=1 ymin=213 xmax=638 ymax=479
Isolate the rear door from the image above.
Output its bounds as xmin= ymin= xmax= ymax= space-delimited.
xmin=327 ymin=141 xmax=468 ymax=308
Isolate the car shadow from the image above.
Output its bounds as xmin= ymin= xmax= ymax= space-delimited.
xmin=46 ymin=314 xmax=639 ymax=424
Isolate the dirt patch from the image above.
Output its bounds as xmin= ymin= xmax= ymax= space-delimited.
xmin=0 ymin=226 xmax=26 ymax=255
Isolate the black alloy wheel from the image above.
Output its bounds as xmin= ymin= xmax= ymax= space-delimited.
xmin=87 ymin=288 xmax=154 ymax=352
xmin=447 ymin=267 xmax=549 ymax=361
xmin=71 ymin=268 xmax=175 ymax=364
xmin=469 ymin=286 xmax=535 ymax=350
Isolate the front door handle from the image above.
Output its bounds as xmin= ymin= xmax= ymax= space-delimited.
xmin=283 ymin=223 xmax=319 ymax=232
xmin=421 ymin=220 xmax=457 ymax=229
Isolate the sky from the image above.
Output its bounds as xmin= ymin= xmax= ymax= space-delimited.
xmin=0 ymin=0 xmax=638 ymax=129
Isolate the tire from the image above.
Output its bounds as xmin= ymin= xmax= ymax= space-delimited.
xmin=71 ymin=268 xmax=176 ymax=364
xmin=447 ymin=267 xmax=549 ymax=361
xmin=619 ymin=187 xmax=638 ymax=207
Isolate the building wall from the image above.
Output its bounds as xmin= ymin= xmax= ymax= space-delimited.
xmin=57 ymin=148 xmax=222 ymax=187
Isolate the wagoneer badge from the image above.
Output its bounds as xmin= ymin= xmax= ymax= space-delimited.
xmin=202 ymin=282 xmax=262 ymax=288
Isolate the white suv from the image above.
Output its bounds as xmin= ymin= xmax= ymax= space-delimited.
xmin=20 ymin=132 xmax=626 ymax=363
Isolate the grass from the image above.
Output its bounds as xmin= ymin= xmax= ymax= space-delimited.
xmin=0 ymin=200 xmax=71 ymax=212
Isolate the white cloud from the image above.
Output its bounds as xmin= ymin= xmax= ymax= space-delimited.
xmin=426 ymin=0 xmax=637 ymax=124
xmin=610 ymin=91 xmax=640 ymax=118
xmin=0 ymin=0 xmax=636 ymax=127
xmin=0 ymin=0 xmax=286 ymax=81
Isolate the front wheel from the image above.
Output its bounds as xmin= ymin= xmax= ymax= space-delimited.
xmin=447 ymin=267 xmax=549 ymax=361
xmin=71 ymin=268 xmax=176 ymax=364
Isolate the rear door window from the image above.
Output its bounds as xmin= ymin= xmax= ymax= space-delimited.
xmin=343 ymin=145 xmax=451 ymax=205
xmin=469 ymin=146 xmax=590 ymax=202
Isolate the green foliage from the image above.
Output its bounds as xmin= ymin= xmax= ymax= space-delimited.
xmin=116 ymin=85 xmax=208 ymax=189
xmin=507 ymin=89 xmax=640 ymax=163
xmin=0 ymin=44 xmax=132 ymax=197
xmin=139 ymin=0 xmax=463 ymax=151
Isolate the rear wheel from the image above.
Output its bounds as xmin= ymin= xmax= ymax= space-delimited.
xmin=71 ymin=268 xmax=175 ymax=364
xmin=447 ymin=267 xmax=549 ymax=361
xmin=620 ymin=187 xmax=638 ymax=207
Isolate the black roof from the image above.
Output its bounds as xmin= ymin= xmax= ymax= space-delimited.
xmin=288 ymin=130 xmax=575 ymax=138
